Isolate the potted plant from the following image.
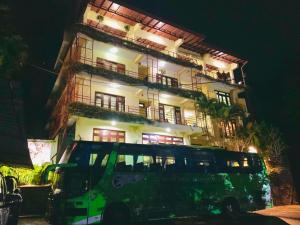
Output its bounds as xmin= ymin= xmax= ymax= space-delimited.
xmin=97 ymin=15 xmax=104 ymax=22
xmin=124 ymin=25 xmax=131 ymax=32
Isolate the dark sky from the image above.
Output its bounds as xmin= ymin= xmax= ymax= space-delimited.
xmin=9 ymin=0 xmax=300 ymax=188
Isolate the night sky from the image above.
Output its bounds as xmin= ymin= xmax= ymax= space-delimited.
xmin=8 ymin=0 xmax=300 ymax=191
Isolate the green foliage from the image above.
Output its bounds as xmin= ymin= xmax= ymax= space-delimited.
xmin=0 ymin=163 xmax=51 ymax=185
xmin=69 ymin=102 xmax=153 ymax=124
xmin=0 ymin=35 xmax=28 ymax=79
xmin=0 ymin=2 xmax=28 ymax=79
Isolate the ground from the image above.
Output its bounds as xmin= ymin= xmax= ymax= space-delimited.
xmin=18 ymin=205 xmax=300 ymax=225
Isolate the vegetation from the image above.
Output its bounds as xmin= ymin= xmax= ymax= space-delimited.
xmin=0 ymin=164 xmax=50 ymax=185
xmin=0 ymin=2 xmax=28 ymax=79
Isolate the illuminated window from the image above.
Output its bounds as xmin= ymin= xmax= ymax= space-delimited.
xmin=216 ymin=91 xmax=231 ymax=105
xmin=226 ymin=160 xmax=240 ymax=167
xmin=93 ymin=129 xmax=125 ymax=143
xmin=95 ymin=92 xmax=125 ymax=112
xmin=142 ymin=133 xmax=183 ymax=145
xmin=220 ymin=121 xmax=236 ymax=138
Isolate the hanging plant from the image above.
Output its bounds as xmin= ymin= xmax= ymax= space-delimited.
xmin=97 ymin=15 xmax=104 ymax=22
xmin=124 ymin=25 xmax=131 ymax=32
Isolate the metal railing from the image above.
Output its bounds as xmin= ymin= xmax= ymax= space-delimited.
xmin=70 ymin=91 xmax=204 ymax=127
xmin=83 ymin=22 xmax=199 ymax=65
xmin=71 ymin=48 xmax=198 ymax=91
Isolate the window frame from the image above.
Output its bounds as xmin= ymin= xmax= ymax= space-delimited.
xmin=93 ymin=128 xmax=126 ymax=143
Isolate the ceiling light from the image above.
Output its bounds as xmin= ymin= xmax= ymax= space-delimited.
xmin=158 ymin=60 xmax=166 ymax=67
xmin=110 ymin=83 xmax=121 ymax=88
xmin=110 ymin=47 xmax=118 ymax=54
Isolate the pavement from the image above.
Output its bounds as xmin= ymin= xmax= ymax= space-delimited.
xmin=18 ymin=205 xmax=300 ymax=225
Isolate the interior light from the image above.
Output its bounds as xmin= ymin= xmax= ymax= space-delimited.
xmin=166 ymin=127 xmax=171 ymax=132
xmin=110 ymin=47 xmax=119 ymax=54
xmin=184 ymin=111 xmax=194 ymax=117
xmin=158 ymin=60 xmax=166 ymax=67
xmin=214 ymin=61 xmax=226 ymax=69
xmin=111 ymin=121 xmax=116 ymax=126
xmin=248 ymin=146 xmax=258 ymax=153
xmin=110 ymin=83 xmax=121 ymax=88
xmin=149 ymin=35 xmax=163 ymax=44
xmin=160 ymin=94 xmax=170 ymax=99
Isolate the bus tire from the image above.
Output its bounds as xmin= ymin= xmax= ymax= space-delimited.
xmin=103 ymin=203 xmax=130 ymax=225
xmin=221 ymin=197 xmax=240 ymax=218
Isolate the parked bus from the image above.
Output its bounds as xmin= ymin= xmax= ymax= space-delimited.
xmin=47 ymin=141 xmax=272 ymax=225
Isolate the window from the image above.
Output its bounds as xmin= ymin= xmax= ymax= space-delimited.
xmin=96 ymin=57 xmax=125 ymax=74
xmin=89 ymin=153 xmax=109 ymax=167
xmin=115 ymin=154 xmax=134 ymax=172
xmin=216 ymin=91 xmax=231 ymax=105
xmin=220 ymin=121 xmax=236 ymax=138
xmin=95 ymin=92 xmax=125 ymax=112
xmin=226 ymin=160 xmax=240 ymax=168
xmin=93 ymin=129 xmax=125 ymax=143
xmin=159 ymin=103 xmax=182 ymax=124
xmin=156 ymin=74 xmax=178 ymax=88
xmin=142 ymin=133 xmax=184 ymax=145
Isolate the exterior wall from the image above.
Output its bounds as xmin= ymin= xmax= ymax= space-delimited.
xmin=74 ymin=116 xmax=191 ymax=145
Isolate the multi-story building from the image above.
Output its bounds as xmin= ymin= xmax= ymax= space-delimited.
xmin=47 ymin=0 xmax=248 ymax=160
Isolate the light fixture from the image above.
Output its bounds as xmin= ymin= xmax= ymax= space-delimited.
xmin=166 ymin=127 xmax=171 ymax=132
xmin=160 ymin=94 xmax=170 ymax=99
xmin=214 ymin=60 xmax=226 ymax=69
xmin=110 ymin=47 xmax=118 ymax=54
xmin=158 ymin=60 xmax=166 ymax=67
xmin=248 ymin=146 xmax=258 ymax=153
xmin=110 ymin=83 xmax=121 ymax=88
xmin=150 ymin=35 xmax=163 ymax=44
xmin=111 ymin=121 xmax=116 ymax=126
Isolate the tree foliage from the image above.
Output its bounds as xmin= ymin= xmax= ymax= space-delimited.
xmin=0 ymin=1 xmax=28 ymax=79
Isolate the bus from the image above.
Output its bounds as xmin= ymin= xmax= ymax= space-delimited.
xmin=46 ymin=141 xmax=272 ymax=225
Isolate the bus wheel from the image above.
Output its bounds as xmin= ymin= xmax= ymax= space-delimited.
xmin=103 ymin=203 xmax=130 ymax=225
xmin=221 ymin=198 xmax=240 ymax=218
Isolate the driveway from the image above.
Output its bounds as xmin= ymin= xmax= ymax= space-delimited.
xmin=18 ymin=205 xmax=300 ymax=225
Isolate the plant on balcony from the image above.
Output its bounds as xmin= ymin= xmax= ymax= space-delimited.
xmin=69 ymin=102 xmax=153 ymax=125
xmin=71 ymin=62 xmax=205 ymax=100
xmin=97 ymin=15 xmax=104 ymax=22
xmin=158 ymin=68 xmax=166 ymax=75
xmin=124 ymin=25 xmax=131 ymax=32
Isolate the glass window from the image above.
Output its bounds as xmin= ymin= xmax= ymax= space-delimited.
xmin=226 ymin=160 xmax=240 ymax=168
xmin=142 ymin=133 xmax=183 ymax=145
xmin=93 ymin=129 xmax=125 ymax=143
xmin=216 ymin=91 xmax=231 ymax=105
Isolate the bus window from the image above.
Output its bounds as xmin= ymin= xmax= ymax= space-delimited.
xmin=189 ymin=152 xmax=215 ymax=173
xmin=134 ymin=155 xmax=154 ymax=171
xmin=226 ymin=160 xmax=240 ymax=168
xmin=116 ymin=154 xmax=134 ymax=172
xmin=241 ymin=157 xmax=249 ymax=167
xmin=165 ymin=156 xmax=176 ymax=172
xmin=251 ymin=156 xmax=263 ymax=172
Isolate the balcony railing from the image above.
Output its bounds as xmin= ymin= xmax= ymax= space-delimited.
xmin=72 ymin=52 xmax=197 ymax=92
xmin=71 ymin=92 xmax=203 ymax=127
xmin=83 ymin=21 xmax=199 ymax=66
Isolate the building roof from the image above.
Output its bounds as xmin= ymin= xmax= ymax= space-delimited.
xmin=90 ymin=0 xmax=247 ymax=64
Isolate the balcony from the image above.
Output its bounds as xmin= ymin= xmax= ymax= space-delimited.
xmin=73 ymin=23 xmax=203 ymax=70
xmin=67 ymin=85 xmax=204 ymax=128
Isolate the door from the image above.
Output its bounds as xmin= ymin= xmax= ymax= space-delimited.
xmin=175 ymin=107 xmax=182 ymax=124
xmin=158 ymin=104 xmax=165 ymax=122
